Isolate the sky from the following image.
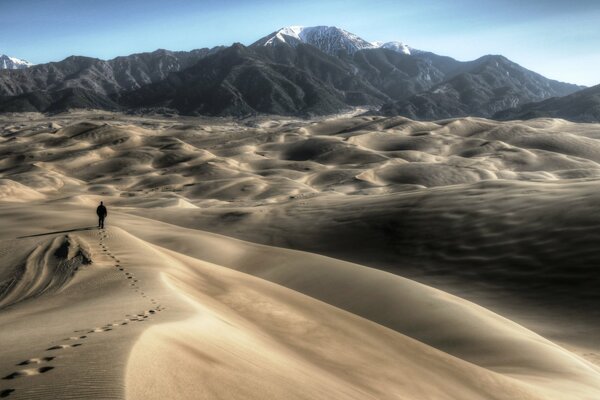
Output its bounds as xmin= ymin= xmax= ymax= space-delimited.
xmin=0 ymin=0 xmax=598 ymax=86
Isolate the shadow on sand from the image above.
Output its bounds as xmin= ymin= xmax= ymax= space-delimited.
xmin=18 ymin=227 xmax=97 ymax=239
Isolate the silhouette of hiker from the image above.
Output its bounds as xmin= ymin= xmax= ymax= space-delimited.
xmin=96 ymin=201 xmax=108 ymax=229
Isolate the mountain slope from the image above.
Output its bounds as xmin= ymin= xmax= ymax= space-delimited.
xmin=494 ymin=84 xmax=600 ymax=122
xmin=351 ymin=49 xmax=445 ymax=101
xmin=253 ymin=43 xmax=390 ymax=105
xmin=119 ymin=44 xmax=352 ymax=116
xmin=380 ymin=55 xmax=583 ymax=119
xmin=0 ymin=87 xmax=119 ymax=113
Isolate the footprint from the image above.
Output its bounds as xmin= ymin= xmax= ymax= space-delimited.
xmin=88 ymin=327 xmax=112 ymax=333
xmin=65 ymin=335 xmax=87 ymax=340
xmin=2 ymin=366 xmax=54 ymax=380
xmin=0 ymin=389 xmax=15 ymax=397
xmin=47 ymin=344 xmax=82 ymax=351
xmin=17 ymin=357 xmax=54 ymax=366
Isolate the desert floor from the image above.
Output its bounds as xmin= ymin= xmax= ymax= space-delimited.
xmin=1 ymin=110 xmax=600 ymax=399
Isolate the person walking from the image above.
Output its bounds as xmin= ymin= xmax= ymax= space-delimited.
xmin=96 ymin=201 xmax=108 ymax=229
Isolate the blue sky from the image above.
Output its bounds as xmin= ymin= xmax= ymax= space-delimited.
xmin=0 ymin=0 xmax=598 ymax=85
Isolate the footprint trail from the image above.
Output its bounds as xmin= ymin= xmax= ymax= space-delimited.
xmin=0 ymin=228 xmax=166 ymax=398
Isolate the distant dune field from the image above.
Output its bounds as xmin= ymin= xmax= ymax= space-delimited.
xmin=1 ymin=110 xmax=600 ymax=399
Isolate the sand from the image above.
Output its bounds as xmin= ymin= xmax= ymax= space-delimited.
xmin=1 ymin=110 xmax=600 ymax=399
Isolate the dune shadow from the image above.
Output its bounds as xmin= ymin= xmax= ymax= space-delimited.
xmin=17 ymin=226 xmax=96 ymax=239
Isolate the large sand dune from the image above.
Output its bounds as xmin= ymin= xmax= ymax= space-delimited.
xmin=1 ymin=111 xmax=600 ymax=399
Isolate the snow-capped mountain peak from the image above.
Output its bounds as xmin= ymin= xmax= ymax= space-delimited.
xmin=254 ymin=26 xmax=413 ymax=57
xmin=0 ymin=54 xmax=33 ymax=69
xmin=254 ymin=26 xmax=377 ymax=55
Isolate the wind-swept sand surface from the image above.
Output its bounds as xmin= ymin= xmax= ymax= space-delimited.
xmin=1 ymin=111 xmax=600 ymax=399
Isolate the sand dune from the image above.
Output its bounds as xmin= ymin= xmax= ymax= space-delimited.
xmin=1 ymin=111 xmax=600 ymax=399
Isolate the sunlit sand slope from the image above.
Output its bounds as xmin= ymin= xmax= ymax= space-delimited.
xmin=0 ymin=205 xmax=599 ymax=399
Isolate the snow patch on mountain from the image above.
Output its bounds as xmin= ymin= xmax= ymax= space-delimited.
xmin=0 ymin=54 xmax=33 ymax=69
xmin=262 ymin=26 xmax=305 ymax=46
xmin=379 ymin=41 xmax=411 ymax=55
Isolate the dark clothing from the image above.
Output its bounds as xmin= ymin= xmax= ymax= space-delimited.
xmin=97 ymin=205 xmax=107 ymax=229
xmin=96 ymin=205 xmax=107 ymax=218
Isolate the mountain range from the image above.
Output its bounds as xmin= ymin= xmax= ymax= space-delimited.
xmin=0 ymin=26 xmax=592 ymax=120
